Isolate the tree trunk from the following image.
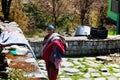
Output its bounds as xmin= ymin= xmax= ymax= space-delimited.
xmin=79 ymin=0 xmax=94 ymax=25
xmin=1 ymin=0 xmax=12 ymax=21
xmin=52 ymin=0 xmax=57 ymax=27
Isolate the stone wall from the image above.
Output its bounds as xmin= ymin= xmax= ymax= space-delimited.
xmin=28 ymin=36 xmax=120 ymax=58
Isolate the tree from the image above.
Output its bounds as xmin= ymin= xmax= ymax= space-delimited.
xmin=1 ymin=0 xmax=12 ymax=21
xmin=74 ymin=0 xmax=94 ymax=25
xmin=51 ymin=0 xmax=68 ymax=27
xmin=30 ymin=0 xmax=71 ymax=28
xmin=80 ymin=0 xmax=95 ymax=25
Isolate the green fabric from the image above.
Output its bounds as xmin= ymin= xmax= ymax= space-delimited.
xmin=9 ymin=49 xmax=17 ymax=55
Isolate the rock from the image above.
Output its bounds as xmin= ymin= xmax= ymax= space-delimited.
xmin=62 ymin=58 xmax=68 ymax=61
xmin=113 ymin=73 xmax=120 ymax=77
xmin=64 ymin=68 xmax=79 ymax=73
xmin=100 ymin=67 xmax=108 ymax=72
xmin=60 ymin=78 xmax=72 ymax=80
xmin=40 ymin=67 xmax=46 ymax=71
xmin=107 ymin=76 xmax=117 ymax=80
xmin=38 ymin=60 xmax=45 ymax=64
xmin=108 ymin=64 xmax=120 ymax=68
xmin=25 ymin=58 xmax=36 ymax=63
xmin=96 ymin=56 xmax=112 ymax=62
xmin=78 ymin=63 xmax=85 ymax=68
xmin=94 ymin=77 xmax=106 ymax=80
xmin=23 ymin=73 xmax=46 ymax=79
xmin=112 ymin=68 xmax=120 ymax=73
xmin=40 ymin=69 xmax=47 ymax=74
xmin=66 ymin=73 xmax=74 ymax=76
xmin=78 ymin=78 xmax=90 ymax=80
xmin=83 ymin=73 xmax=90 ymax=78
xmin=39 ymin=63 xmax=46 ymax=67
xmin=78 ymin=72 xmax=84 ymax=75
xmin=88 ymin=68 xmax=98 ymax=72
xmin=118 ymin=77 xmax=120 ymax=80
xmin=109 ymin=53 xmax=120 ymax=57
xmin=73 ymin=61 xmax=80 ymax=65
xmin=72 ymin=58 xmax=79 ymax=61
xmin=88 ymin=63 xmax=99 ymax=68
xmin=61 ymin=62 xmax=74 ymax=67
xmin=86 ymin=57 xmax=96 ymax=60
xmin=23 ymin=0 xmax=30 ymax=4
xmin=101 ymin=72 xmax=111 ymax=76
xmin=91 ymin=73 xmax=101 ymax=78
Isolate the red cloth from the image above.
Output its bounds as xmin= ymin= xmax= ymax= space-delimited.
xmin=42 ymin=40 xmax=65 ymax=62
xmin=42 ymin=40 xmax=65 ymax=80
xmin=47 ymin=61 xmax=59 ymax=80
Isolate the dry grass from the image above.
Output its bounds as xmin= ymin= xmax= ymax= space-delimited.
xmin=108 ymin=53 xmax=120 ymax=64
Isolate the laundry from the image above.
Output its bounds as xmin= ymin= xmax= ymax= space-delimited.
xmin=0 ymin=22 xmax=36 ymax=58
xmin=9 ymin=45 xmax=29 ymax=56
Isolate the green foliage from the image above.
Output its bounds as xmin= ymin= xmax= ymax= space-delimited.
xmin=108 ymin=66 xmax=114 ymax=73
xmin=57 ymin=15 xmax=73 ymax=27
xmin=70 ymin=75 xmax=84 ymax=80
xmin=80 ymin=67 xmax=88 ymax=72
xmin=24 ymin=3 xmax=76 ymax=30
xmin=82 ymin=57 xmax=87 ymax=62
xmin=108 ymin=31 xmax=116 ymax=35
xmin=0 ymin=69 xmax=28 ymax=80
xmin=23 ymin=3 xmax=50 ymax=30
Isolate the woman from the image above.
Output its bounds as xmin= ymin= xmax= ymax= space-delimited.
xmin=42 ymin=25 xmax=66 ymax=80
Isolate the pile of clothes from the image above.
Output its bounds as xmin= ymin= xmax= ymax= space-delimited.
xmin=0 ymin=21 xmax=36 ymax=58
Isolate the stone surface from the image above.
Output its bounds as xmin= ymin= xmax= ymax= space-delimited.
xmin=61 ymin=62 xmax=74 ymax=67
xmin=38 ymin=60 xmax=45 ymax=63
xmin=88 ymin=68 xmax=98 ymax=72
xmin=65 ymin=73 xmax=75 ymax=76
xmin=84 ymin=73 xmax=90 ymax=78
xmin=78 ymin=78 xmax=90 ymax=80
xmin=108 ymin=64 xmax=120 ymax=68
xmin=37 ymin=57 xmax=120 ymax=80
xmin=101 ymin=72 xmax=111 ymax=76
xmin=73 ymin=61 xmax=80 ymax=65
xmin=113 ymin=73 xmax=120 ymax=77
xmin=29 ymin=36 xmax=120 ymax=57
xmin=60 ymin=78 xmax=72 ymax=80
xmin=100 ymin=67 xmax=108 ymax=72
xmin=63 ymin=68 xmax=79 ymax=73
xmin=39 ymin=63 xmax=46 ymax=67
xmin=107 ymin=76 xmax=117 ymax=80
xmin=113 ymin=68 xmax=120 ymax=72
xmin=87 ymin=63 xmax=100 ymax=68
xmin=91 ymin=73 xmax=101 ymax=78
xmin=96 ymin=56 xmax=112 ymax=61
xmin=94 ymin=78 xmax=106 ymax=80
xmin=118 ymin=78 xmax=120 ymax=80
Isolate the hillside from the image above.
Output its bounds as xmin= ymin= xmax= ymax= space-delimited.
xmin=0 ymin=0 xmax=112 ymax=36
xmin=23 ymin=0 xmax=109 ymax=35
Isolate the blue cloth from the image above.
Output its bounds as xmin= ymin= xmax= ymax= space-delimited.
xmin=54 ymin=49 xmax=62 ymax=59
xmin=49 ymin=48 xmax=62 ymax=63
xmin=0 ymin=31 xmax=36 ymax=59
xmin=48 ymin=25 xmax=55 ymax=30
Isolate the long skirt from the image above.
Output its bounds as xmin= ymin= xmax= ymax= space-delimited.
xmin=46 ymin=61 xmax=59 ymax=80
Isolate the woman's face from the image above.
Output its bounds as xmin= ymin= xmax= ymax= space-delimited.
xmin=47 ymin=29 xmax=54 ymax=34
